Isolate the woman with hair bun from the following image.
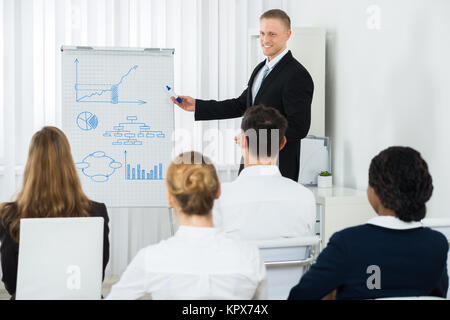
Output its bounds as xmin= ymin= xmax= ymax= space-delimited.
xmin=107 ymin=151 xmax=267 ymax=300
xmin=289 ymin=146 xmax=448 ymax=300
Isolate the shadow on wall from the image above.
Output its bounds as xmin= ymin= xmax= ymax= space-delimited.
xmin=386 ymin=9 xmax=444 ymax=216
xmin=324 ymin=30 xmax=337 ymax=138
xmin=343 ymin=140 xmax=357 ymax=187
xmin=387 ymin=10 xmax=436 ymax=152
xmin=324 ymin=30 xmax=338 ymax=182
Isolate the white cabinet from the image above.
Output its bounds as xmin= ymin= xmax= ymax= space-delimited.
xmin=307 ymin=186 xmax=375 ymax=250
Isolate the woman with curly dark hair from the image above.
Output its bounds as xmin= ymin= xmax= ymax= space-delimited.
xmin=288 ymin=146 xmax=448 ymax=300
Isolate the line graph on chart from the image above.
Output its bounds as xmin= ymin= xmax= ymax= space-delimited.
xmin=74 ymin=58 xmax=147 ymax=105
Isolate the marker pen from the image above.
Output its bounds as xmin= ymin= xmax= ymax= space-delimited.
xmin=165 ymin=86 xmax=182 ymax=103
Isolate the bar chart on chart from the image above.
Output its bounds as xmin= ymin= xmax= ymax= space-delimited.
xmin=124 ymin=150 xmax=163 ymax=181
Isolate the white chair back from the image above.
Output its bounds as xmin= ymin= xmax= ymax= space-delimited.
xmin=16 ymin=217 xmax=104 ymax=300
xmin=252 ymin=236 xmax=320 ymax=300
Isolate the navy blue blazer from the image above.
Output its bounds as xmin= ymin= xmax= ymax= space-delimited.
xmin=288 ymin=224 xmax=449 ymax=300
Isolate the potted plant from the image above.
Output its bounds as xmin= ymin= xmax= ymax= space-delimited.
xmin=318 ymin=171 xmax=332 ymax=188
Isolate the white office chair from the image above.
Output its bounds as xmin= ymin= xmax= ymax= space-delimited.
xmin=421 ymin=218 xmax=450 ymax=300
xmin=251 ymin=236 xmax=320 ymax=300
xmin=16 ymin=217 xmax=104 ymax=300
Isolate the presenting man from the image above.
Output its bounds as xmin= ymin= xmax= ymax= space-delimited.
xmin=171 ymin=9 xmax=314 ymax=181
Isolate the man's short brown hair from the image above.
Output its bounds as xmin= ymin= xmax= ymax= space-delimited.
xmin=260 ymin=9 xmax=291 ymax=30
xmin=241 ymin=105 xmax=288 ymax=158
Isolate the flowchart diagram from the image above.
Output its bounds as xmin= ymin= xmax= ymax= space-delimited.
xmin=103 ymin=115 xmax=165 ymax=146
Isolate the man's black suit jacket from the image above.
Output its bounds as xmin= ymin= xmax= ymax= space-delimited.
xmin=194 ymin=51 xmax=314 ymax=181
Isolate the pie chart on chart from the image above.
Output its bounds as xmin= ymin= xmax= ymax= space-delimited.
xmin=77 ymin=111 xmax=99 ymax=131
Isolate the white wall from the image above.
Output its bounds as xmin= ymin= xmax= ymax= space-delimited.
xmin=222 ymin=0 xmax=450 ymax=218
xmin=273 ymin=0 xmax=450 ymax=218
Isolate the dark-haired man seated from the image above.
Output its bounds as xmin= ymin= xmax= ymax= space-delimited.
xmin=213 ymin=105 xmax=315 ymax=241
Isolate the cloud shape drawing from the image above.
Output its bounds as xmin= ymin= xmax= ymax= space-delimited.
xmin=76 ymin=151 xmax=122 ymax=182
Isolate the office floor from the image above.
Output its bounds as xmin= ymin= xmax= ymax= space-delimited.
xmin=0 ymin=275 xmax=121 ymax=300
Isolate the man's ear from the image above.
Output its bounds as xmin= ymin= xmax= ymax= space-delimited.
xmin=280 ymin=136 xmax=287 ymax=151
xmin=239 ymin=133 xmax=247 ymax=150
xmin=286 ymin=29 xmax=292 ymax=41
xmin=239 ymin=134 xmax=250 ymax=157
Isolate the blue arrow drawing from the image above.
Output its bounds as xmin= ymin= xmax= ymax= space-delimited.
xmin=74 ymin=59 xmax=147 ymax=105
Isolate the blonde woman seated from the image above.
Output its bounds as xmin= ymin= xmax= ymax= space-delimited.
xmin=107 ymin=152 xmax=267 ymax=300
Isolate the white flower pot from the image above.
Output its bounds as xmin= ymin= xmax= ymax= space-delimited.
xmin=317 ymin=175 xmax=332 ymax=188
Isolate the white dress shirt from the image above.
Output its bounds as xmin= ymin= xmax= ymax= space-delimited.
xmin=107 ymin=226 xmax=267 ymax=300
xmin=213 ymin=165 xmax=316 ymax=241
xmin=252 ymin=47 xmax=290 ymax=104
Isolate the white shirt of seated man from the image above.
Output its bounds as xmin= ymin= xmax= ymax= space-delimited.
xmin=213 ymin=133 xmax=316 ymax=241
